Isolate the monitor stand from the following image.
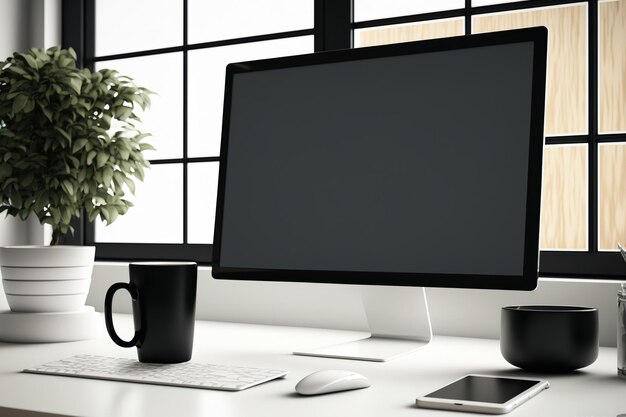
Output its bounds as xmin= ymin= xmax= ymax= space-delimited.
xmin=294 ymin=286 xmax=432 ymax=362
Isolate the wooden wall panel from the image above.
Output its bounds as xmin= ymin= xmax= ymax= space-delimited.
xmin=540 ymin=145 xmax=588 ymax=250
xmin=473 ymin=4 xmax=588 ymax=136
xmin=599 ymin=0 xmax=626 ymax=133
xmin=599 ymin=143 xmax=626 ymax=250
xmin=357 ymin=19 xmax=464 ymax=47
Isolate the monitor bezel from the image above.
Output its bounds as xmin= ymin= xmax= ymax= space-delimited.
xmin=212 ymin=27 xmax=548 ymax=291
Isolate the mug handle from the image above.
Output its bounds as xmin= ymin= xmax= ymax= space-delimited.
xmin=104 ymin=282 xmax=142 ymax=348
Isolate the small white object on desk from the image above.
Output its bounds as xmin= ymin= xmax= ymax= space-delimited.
xmin=295 ymin=370 xmax=371 ymax=395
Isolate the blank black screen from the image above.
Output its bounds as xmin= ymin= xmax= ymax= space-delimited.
xmin=220 ymin=42 xmax=535 ymax=277
xmin=425 ymin=375 xmax=540 ymax=404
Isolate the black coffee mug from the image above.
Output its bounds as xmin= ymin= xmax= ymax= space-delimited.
xmin=104 ymin=262 xmax=197 ymax=363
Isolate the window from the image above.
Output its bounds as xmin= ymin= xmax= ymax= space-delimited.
xmin=353 ymin=0 xmax=626 ymax=277
xmin=64 ymin=0 xmax=313 ymax=262
xmin=64 ymin=0 xmax=626 ymax=278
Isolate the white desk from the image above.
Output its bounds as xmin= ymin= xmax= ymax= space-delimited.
xmin=0 ymin=314 xmax=624 ymax=417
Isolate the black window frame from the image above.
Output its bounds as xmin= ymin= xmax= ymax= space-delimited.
xmin=62 ymin=0 xmax=626 ymax=279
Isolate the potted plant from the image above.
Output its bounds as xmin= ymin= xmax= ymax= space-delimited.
xmin=0 ymin=47 xmax=153 ymax=312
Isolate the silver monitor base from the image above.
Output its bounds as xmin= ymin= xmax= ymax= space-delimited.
xmin=294 ymin=336 xmax=429 ymax=362
xmin=294 ymin=286 xmax=432 ymax=362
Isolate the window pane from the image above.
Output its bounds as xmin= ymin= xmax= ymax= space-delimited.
xmin=355 ymin=0 xmax=463 ymax=23
xmin=95 ymin=164 xmax=183 ymax=243
xmin=540 ymin=145 xmax=588 ymax=251
xmin=188 ymin=36 xmax=313 ymax=158
xmin=473 ymin=4 xmax=588 ymax=136
xmin=355 ymin=18 xmax=464 ymax=48
xmin=188 ymin=163 xmax=220 ymax=244
xmin=599 ymin=0 xmax=626 ymax=134
xmin=599 ymin=143 xmax=626 ymax=251
xmin=96 ymin=53 xmax=183 ymax=160
xmin=95 ymin=0 xmax=182 ymax=56
xmin=188 ymin=0 xmax=313 ymax=44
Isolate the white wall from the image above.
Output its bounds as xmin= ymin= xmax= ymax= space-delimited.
xmin=0 ymin=0 xmax=61 ymax=233
xmin=89 ymin=263 xmax=624 ymax=348
xmin=0 ymin=0 xmax=29 ymax=59
xmin=0 ymin=0 xmax=60 ymax=58
xmin=0 ymin=0 xmax=61 ymax=245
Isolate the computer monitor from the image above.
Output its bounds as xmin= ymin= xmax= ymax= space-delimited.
xmin=212 ymin=27 xmax=548 ymax=361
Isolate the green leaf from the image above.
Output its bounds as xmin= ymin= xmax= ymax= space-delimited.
xmin=61 ymin=206 xmax=72 ymax=224
xmin=134 ymin=133 xmax=152 ymax=141
xmin=10 ymin=190 xmax=23 ymax=208
xmin=91 ymin=71 xmax=103 ymax=84
xmin=18 ymin=209 xmax=29 ymax=221
xmin=86 ymin=150 xmax=97 ymax=165
xmin=103 ymin=166 xmax=113 ymax=185
xmin=21 ymin=53 xmax=38 ymax=70
xmin=50 ymin=208 xmax=60 ymax=224
xmin=100 ymin=205 xmax=111 ymax=223
xmin=69 ymin=77 xmax=83 ymax=94
xmin=41 ymin=105 xmax=53 ymax=122
xmin=114 ymin=106 xmax=132 ymax=120
xmin=134 ymin=165 xmax=145 ymax=181
xmin=12 ymin=95 xmax=28 ymax=113
xmin=20 ymin=172 xmax=34 ymax=187
xmin=96 ymin=152 xmax=109 ymax=168
xmin=33 ymin=192 xmax=48 ymax=213
xmin=66 ymin=155 xmax=80 ymax=169
xmin=108 ymin=206 xmax=119 ymax=224
xmin=101 ymin=113 xmax=112 ymax=130
xmin=23 ymin=98 xmax=35 ymax=113
xmin=3 ymin=177 xmax=18 ymax=188
xmin=123 ymin=176 xmax=136 ymax=194
xmin=33 ymin=48 xmax=49 ymax=62
xmin=7 ymin=65 xmax=28 ymax=76
xmin=54 ymin=126 xmax=72 ymax=142
xmin=62 ymin=180 xmax=74 ymax=196
xmin=0 ymin=163 xmax=12 ymax=178
xmin=112 ymin=171 xmax=124 ymax=192
xmin=77 ymin=168 xmax=86 ymax=183
xmin=72 ymin=138 xmax=88 ymax=153
xmin=87 ymin=208 xmax=98 ymax=223
xmin=138 ymin=143 xmax=156 ymax=152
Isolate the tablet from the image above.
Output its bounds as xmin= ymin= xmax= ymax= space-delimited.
xmin=416 ymin=374 xmax=549 ymax=414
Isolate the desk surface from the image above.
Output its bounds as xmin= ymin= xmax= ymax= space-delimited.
xmin=0 ymin=314 xmax=624 ymax=417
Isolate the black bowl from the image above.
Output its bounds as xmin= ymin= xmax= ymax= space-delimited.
xmin=500 ymin=305 xmax=599 ymax=372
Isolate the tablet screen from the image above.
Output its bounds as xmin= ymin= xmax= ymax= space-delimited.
xmin=425 ymin=375 xmax=540 ymax=404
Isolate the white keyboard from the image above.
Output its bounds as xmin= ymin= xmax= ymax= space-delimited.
xmin=24 ymin=354 xmax=288 ymax=391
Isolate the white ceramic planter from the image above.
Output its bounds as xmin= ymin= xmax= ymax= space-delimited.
xmin=0 ymin=265 xmax=93 ymax=280
xmin=0 ymin=246 xmax=95 ymax=267
xmin=0 ymin=246 xmax=95 ymax=313
xmin=5 ymin=293 xmax=88 ymax=313
xmin=2 ymin=278 xmax=91 ymax=295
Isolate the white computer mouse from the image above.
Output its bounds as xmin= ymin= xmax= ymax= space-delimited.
xmin=295 ymin=370 xmax=371 ymax=395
